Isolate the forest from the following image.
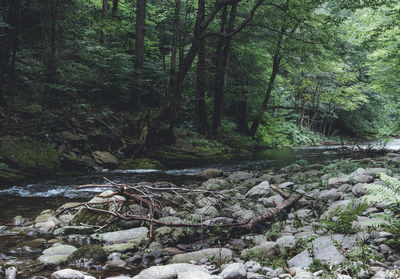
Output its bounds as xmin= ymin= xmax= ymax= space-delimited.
xmin=1 ymin=0 xmax=399 ymax=159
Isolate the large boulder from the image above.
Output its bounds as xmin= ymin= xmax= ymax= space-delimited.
xmin=51 ymin=269 xmax=85 ymax=279
xmin=170 ymin=248 xmax=233 ymax=264
xmin=220 ymin=263 xmax=247 ymax=279
xmin=68 ymin=244 xmax=107 ymax=263
xmin=228 ymin=171 xmax=255 ymax=182
xmin=38 ymin=245 xmax=77 ymax=265
xmin=245 ymin=181 xmax=271 ymax=198
xmin=132 ymin=264 xmax=210 ymax=279
xmin=91 ymin=227 xmax=149 ymax=244
xmin=92 ymin=151 xmax=118 ymax=169
xmin=241 ymin=242 xmax=277 ymax=259
xmin=0 ymin=136 xmax=60 ymax=175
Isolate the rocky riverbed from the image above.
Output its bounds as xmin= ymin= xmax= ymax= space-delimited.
xmin=2 ymin=153 xmax=400 ymax=279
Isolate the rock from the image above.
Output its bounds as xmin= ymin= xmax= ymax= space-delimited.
xmin=220 ymin=263 xmax=246 ymax=279
xmin=279 ymin=182 xmax=294 ymax=189
xmin=364 ymin=168 xmax=388 ymax=177
xmin=260 ymin=195 xmax=284 ymax=207
xmin=241 ymin=242 xmax=276 ymax=259
xmin=351 ymin=183 xmax=368 ymax=197
xmin=105 ymin=276 xmax=132 ymax=279
xmin=228 ymin=171 xmax=255 ymax=182
xmin=132 ymin=263 xmax=210 ymax=279
xmin=328 ymin=176 xmax=350 ymax=188
xmin=177 ymin=271 xmax=215 ymax=279
xmin=92 ymin=151 xmax=118 ymax=169
xmin=292 ymin=269 xmax=313 ymax=279
xmin=352 ymin=174 xmax=374 ymax=184
xmin=61 ymin=131 xmax=88 ymax=142
xmin=321 ymin=200 xmax=352 ymax=219
xmin=198 ymin=169 xmax=223 ymax=179
xmin=276 ymin=235 xmax=297 ymax=250
xmin=53 ymin=226 xmax=93 ymax=236
xmin=170 ymin=248 xmax=233 ymax=264
xmin=244 ymin=261 xmax=261 ymax=273
xmin=194 ymin=206 xmax=219 ymax=218
xmin=234 ymin=209 xmax=255 ymax=222
xmin=39 ymin=244 xmax=77 ymax=265
xmin=202 ymin=178 xmax=229 ymax=191
xmin=0 ymin=136 xmax=60 ymax=174
xmin=245 ymin=181 xmax=270 ymax=198
xmin=372 ymin=270 xmax=395 ymax=279
xmin=318 ymin=189 xmax=342 ymax=201
xmin=202 ymin=217 xmax=235 ymax=226
xmin=51 ymin=269 xmax=84 ymax=279
xmin=5 ymin=266 xmax=17 ymax=279
xmin=68 ymin=244 xmax=107 ymax=263
xmin=104 ymin=242 xmax=142 ymax=253
xmin=34 ymin=212 xmax=61 ymax=233
xmin=196 ymin=197 xmax=219 ymax=207
xmin=120 ymin=158 xmax=163 ymax=170
xmin=289 ymin=209 xmax=313 ymax=220
xmin=91 ymin=227 xmax=149 ymax=244
xmin=11 ymin=215 xmax=25 ymax=226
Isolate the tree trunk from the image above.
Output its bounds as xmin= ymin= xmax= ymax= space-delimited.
xmin=40 ymin=0 xmax=57 ymax=115
xmin=195 ymin=0 xmax=207 ymax=134
xmin=212 ymin=3 xmax=237 ymax=135
xmin=133 ymin=0 xmax=146 ymax=107
xmin=112 ymin=0 xmax=118 ymax=13
xmin=169 ymin=0 xmax=180 ymax=96
xmin=298 ymin=90 xmax=305 ymax=131
xmin=101 ymin=0 xmax=108 ymax=45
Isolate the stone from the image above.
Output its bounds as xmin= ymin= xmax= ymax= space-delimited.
xmin=177 ymin=271 xmax=215 ymax=279
xmin=234 ymin=209 xmax=255 ymax=222
xmin=194 ymin=206 xmax=219 ymax=218
xmin=293 ymin=269 xmax=313 ymax=279
xmin=34 ymin=213 xmax=61 ymax=233
xmin=0 ymin=136 xmax=60 ymax=175
xmin=39 ymin=244 xmax=77 ymax=265
xmin=11 ymin=216 xmax=25 ymax=226
xmin=318 ymin=189 xmax=342 ymax=201
xmin=245 ymin=181 xmax=270 ymax=198
xmin=132 ymin=263 xmax=210 ymax=279
xmin=276 ymin=235 xmax=297 ymax=250
xmin=92 ymin=151 xmax=118 ymax=168
xmin=198 ymin=169 xmax=223 ymax=179
xmin=364 ymin=168 xmax=388 ymax=177
xmin=260 ymin=195 xmax=284 ymax=207
xmin=289 ymin=209 xmax=313 ymax=220
xmin=170 ymin=248 xmax=233 ymax=264
xmin=279 ymin=182 xmax=294 ymax=189
xmin=202 ymin=178 xmax=230 ymax=191
xmin=196 ymin=197 xmax=219 ymax=207
xmin=244 ymin=261 xmax=261 ymax=273
xmin=68 ymin=244 xmax=107 ymax=263
xmin=241 ymin=242 xmax=276 ymax=259
xmin=220 ymin=263 xmax=247 ymax=279
xmin=104 ymin=242 xmax=142 ymax=253
xmin=53 ymin=226 xmax=93 ymax=236
xmin=352 ymin=174 xmax=374 ymax=184
xmin=91 ymin=227 xmax=149 ymax=244
xmin=328 ymin=176 xmax=350 ymax=188
xmin=51 ymin=269 xmax=84 ymax=279
xmin=372 ymin=270 xmax=395 ymax=279
xmin=228 ymin=171 xmax=255 ymax=182
xmin=352 ymin=183 xmax=368 ymax=197
xmin=287 ymin=250 xmax=313 ymax=268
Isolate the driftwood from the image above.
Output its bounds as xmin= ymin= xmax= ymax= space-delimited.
xmin=67 ymin=180 xmax=302 ymax=236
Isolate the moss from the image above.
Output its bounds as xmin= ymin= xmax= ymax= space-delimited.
xmin=69 ymin=244 xmax=107 ymax=263
xmin=120 ymin=158 xmax=163 ymax=170
xmin=0 ymin=136 xmax=60 ymax=175
xmin=59 ymin=152 xmax=89 ymax=173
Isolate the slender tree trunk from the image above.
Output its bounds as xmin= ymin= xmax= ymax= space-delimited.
xmin=298 ymin=90 xmax=305 ymax=131
xmin=132 ymin=0 xmax=146 ymax=108
xmin=40 ymin=0 xmax=57 ymax=115
xmin=101 ymin=0 xmax=108 ymax=45
xmin=169 ymin=0 xmax=180 ymax=96
xmin=195 ymin=0 xmax=207 ymax=134
xmin=112 ymin=0 xmax=118 ymax=13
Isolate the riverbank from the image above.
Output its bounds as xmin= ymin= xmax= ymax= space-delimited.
xmin=1 ymin=151 xmax=400 ymax=278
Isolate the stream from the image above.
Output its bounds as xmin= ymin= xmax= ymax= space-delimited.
xmin=1 ymin=138 xmax=399 ymax=224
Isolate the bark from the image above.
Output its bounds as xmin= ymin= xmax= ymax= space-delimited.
xmin=298 ymin=90 xmax=306 ymax=131
xmin=132 ymin=0 xmax=146 ymax=107
xmin=40 ymin=0 xmax=57 ymax=113
xmin=112 ymin=0 xmax=118 ymax=13
xmin=101 ymin=0 xmax=108 ymax=45
xmin=195 ymin=0 xmax=207 ymax=134
xmin=168 ymin=0 xmax=180 ymax=96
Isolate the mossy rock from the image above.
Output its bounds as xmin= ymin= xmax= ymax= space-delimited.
xmin=59 ymin=153 xmax=89 ymax=173
xmin=0 ymin=168 xmax=26 ymax=184
xmin=120 ymin=158 xmax=163 ymax=170
xmin=68 ymin=244 xmax=107 ymax=263
xmin=0 ymin=136 xmax=59 ymax=175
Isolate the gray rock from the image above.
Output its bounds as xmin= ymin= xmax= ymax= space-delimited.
xmin=352 ymin=183 xmax=368 ymax=197
xmin=196 ymin=197 xmax=219 ymax=207
xmin=5 ymin=266 xmax=17 ymax=279
xmin=92 ymin=151 xmax=118 ymax=168
xmin=177 ymin=271 xmax=215 ymax=279
xmin=321 ymin=200 xmax=352 ymax=219
xmin=328 ymin=176 xmax=350 ymax=188
xmin=11 ymin=216 xmax=25 ymax=226
xmin=51 ymin=269 xmax=84 ymax=279
xmin=293 ymin=269 xmax=313 ymax=279
xmin=220 ymin=263 xmax=246 ymax=279
xmin=352 ymin=174 xmax=374 ymax=184
xmin=34 ymin=212 xmax=61 ymax=234
xmin=91 ymin=227 xmax=149 ymax=244
xmin=288 ymin=250 xmax=313 ymax=268
xmin=194 ymin=206 xmax=219 ymax=218
xmin=245 ymin=181 xmax=270 ymax=198
xmin=234 ymin=209 xmax=256 ymax=222
xmin=364 ymin=168 xmax=388 ymax=177
xmin=279 ymin=182 xmax=294 ymax=189
xmin=198 ymin=169 xmax=223 ymax=179
xmin=338 ymin=184 xmax=351 ymax=192
xmin=202 ymin=178 xmax=230 ymax=191
xmin=318 ymin=189 xmax=342 ymax=201
xmin=241 ymin=242 xmax=276 ymax=259
xmin=132 ymin=263 xmax=210 ymax=279
xmin=313 ymin=236 xmax=345 ymax=265
xmin=229 ymin=171 xmax=255 ymax=182
xmin=244 ymin=261 xmax=261 ymax=273
xmin=289 ymin=209 xmax=313 ymax=220
xmin=260 ymin=195 xmax=284 ymax=207
xmin=39 ymin=245 xmax=77 ymax=265
xmin=170 ymin=248 xmax=233 ymax=264
xmin=53 ymin=226 xmax=93 ymax=236
xmin=372 ymin=270 xmax=395 ymax=279
xmin=276 ymin=235 xmax=297 ymax=250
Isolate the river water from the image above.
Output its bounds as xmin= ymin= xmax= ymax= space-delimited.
xmin=0 ymin=139 xmax=399 ymax=224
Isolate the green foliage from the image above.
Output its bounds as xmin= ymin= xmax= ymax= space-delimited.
xmin=324 ymin=159 xmax=362 ymax=174
xmin=322 ymin=202 xmax=368 ymax=234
